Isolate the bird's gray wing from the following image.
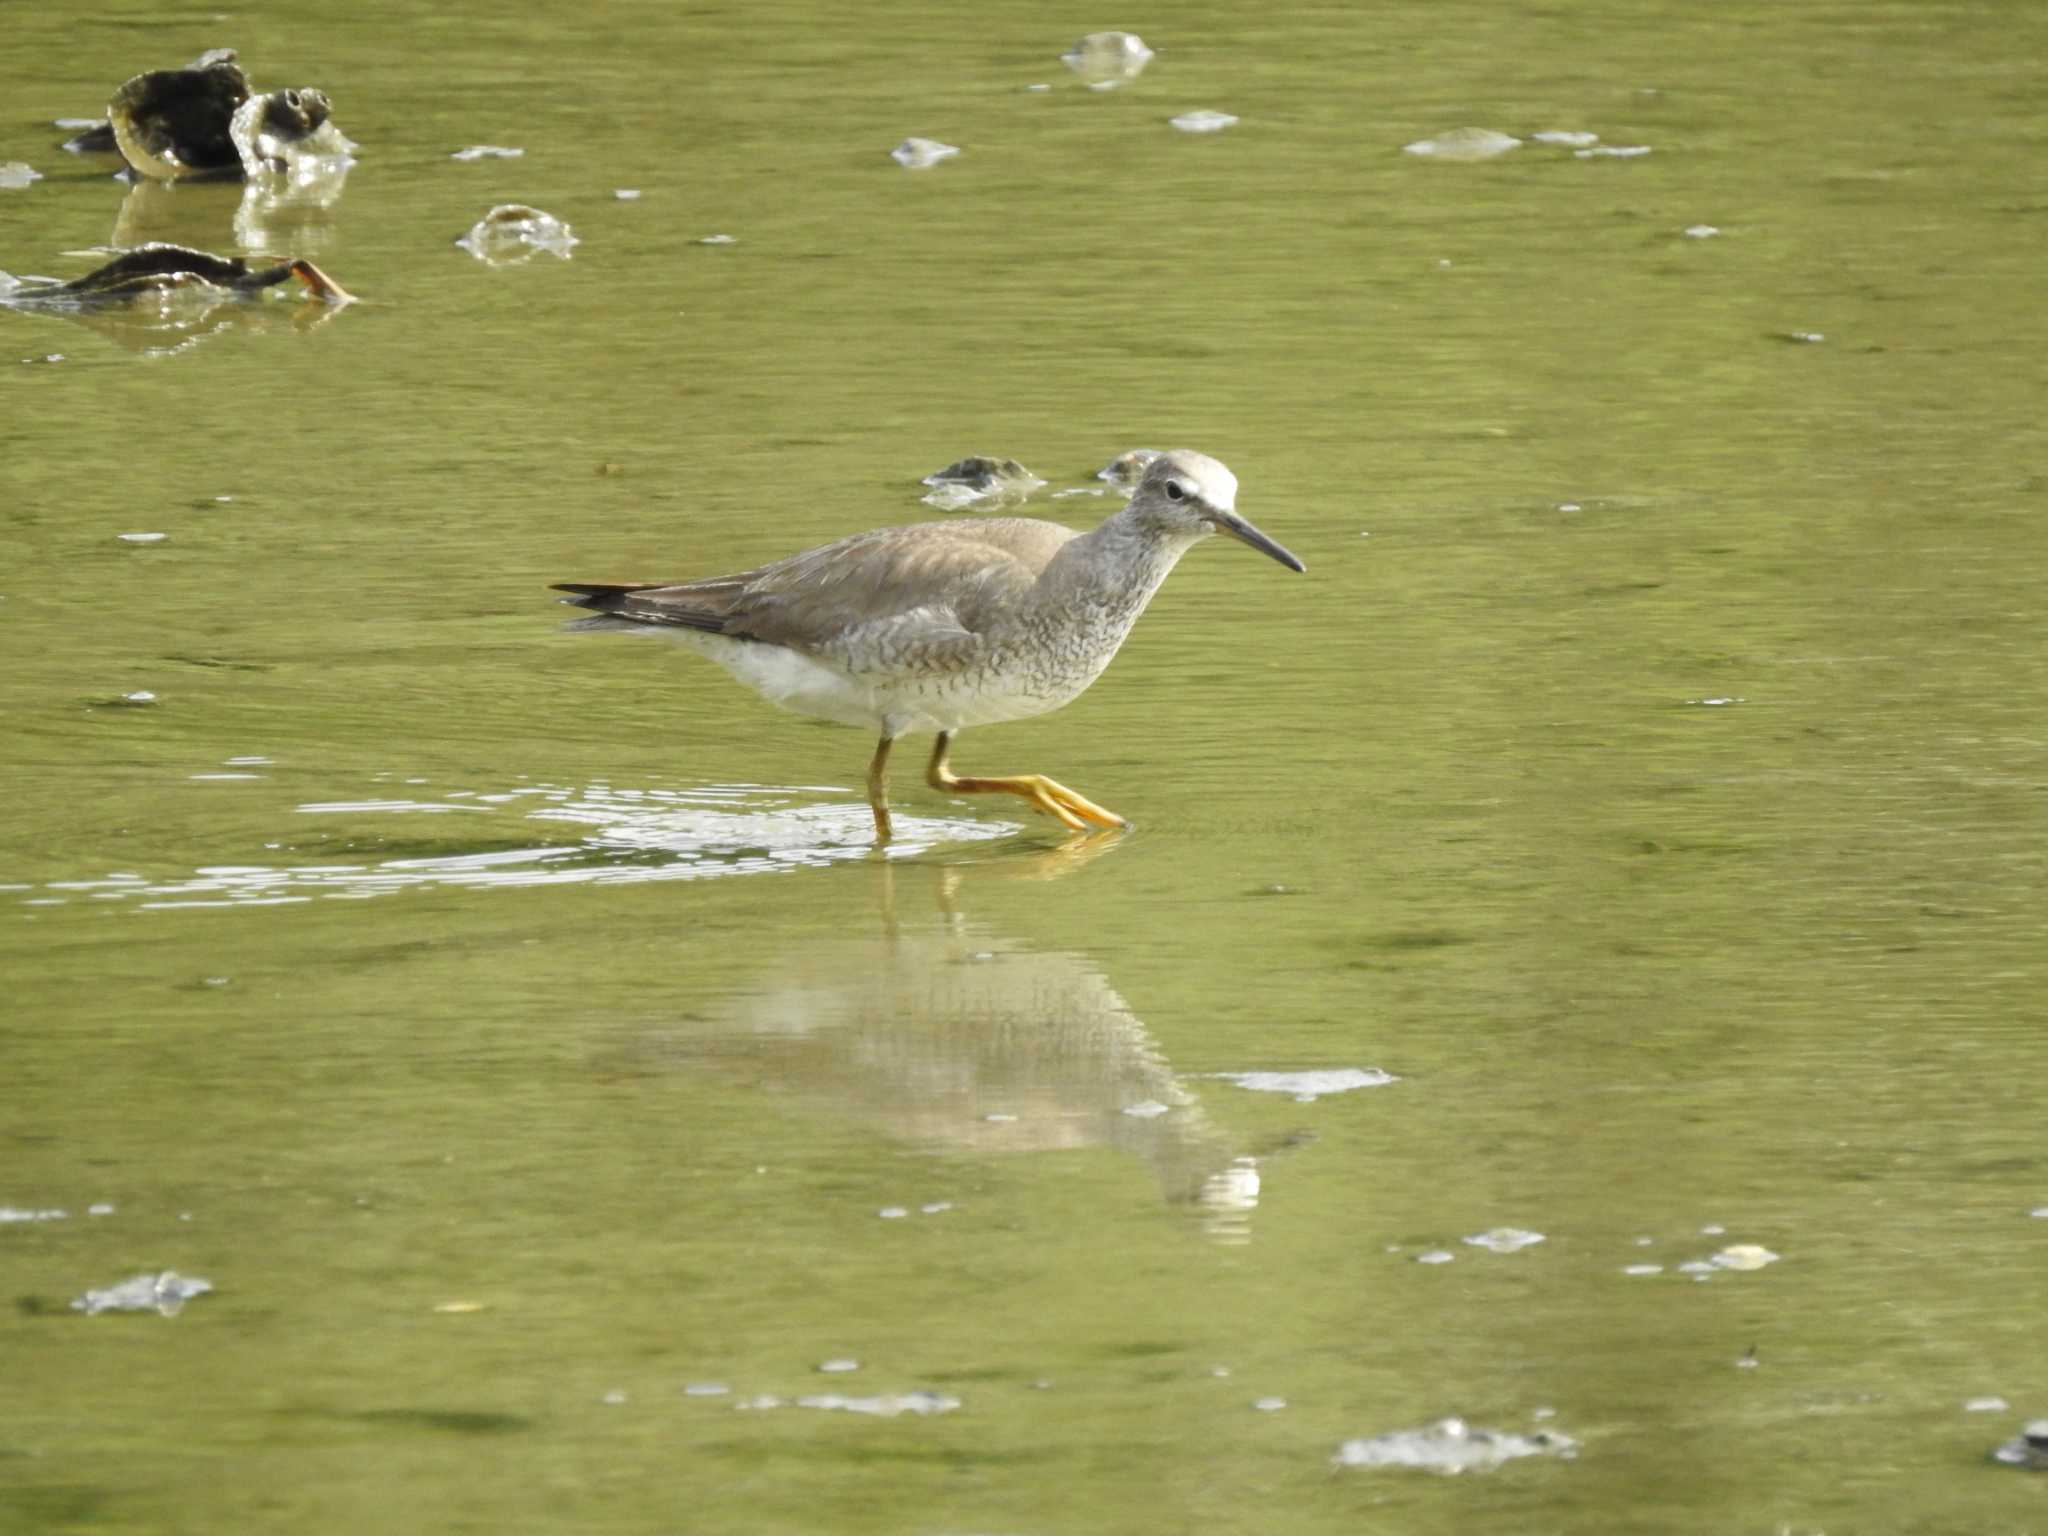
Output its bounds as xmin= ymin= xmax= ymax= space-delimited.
xmin=553 ymin=518 xmax=1078 ymax=661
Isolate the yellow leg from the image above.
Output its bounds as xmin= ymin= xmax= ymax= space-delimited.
xmin=925 ymin=732 xmax=1127 ymax=831
xmin=866 ymin=735 xmax=895 ymax=842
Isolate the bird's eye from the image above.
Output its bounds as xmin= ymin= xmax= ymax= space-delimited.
xmin=1165 ymin=481 xmax=1186 ymax=502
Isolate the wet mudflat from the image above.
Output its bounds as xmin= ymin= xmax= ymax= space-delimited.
xmin=5 ymin=1 xmax=2048 ymax=1532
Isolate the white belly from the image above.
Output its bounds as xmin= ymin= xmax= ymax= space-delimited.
xmin=673 ymin=630 xmax=1102 ymax=736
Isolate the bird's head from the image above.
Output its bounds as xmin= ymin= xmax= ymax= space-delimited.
xmin=1127 ymin=450 xmax=1305 ymax=572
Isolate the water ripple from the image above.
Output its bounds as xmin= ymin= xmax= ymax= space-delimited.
xmin=14 ymin=781 xmax=1014 ymax=910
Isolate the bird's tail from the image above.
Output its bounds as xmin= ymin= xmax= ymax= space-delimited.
xmin=551 ymin=581 xmax=663 ymax=611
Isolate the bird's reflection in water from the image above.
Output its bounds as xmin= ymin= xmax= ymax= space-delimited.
xmin=646 ymin=834 xmax=1262 ymax=1241
xmin=6 ymin=287 xmax=348 ymax=357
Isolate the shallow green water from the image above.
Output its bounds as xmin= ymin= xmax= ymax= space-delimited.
xmin=5 ymin=1 xmax=2048 ymax=1530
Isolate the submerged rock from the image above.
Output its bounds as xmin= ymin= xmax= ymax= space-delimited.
xmin=922 ymin=456 xmax=1042 ymax=492
xmin=1061 ymin=31 xmax=1154 ymax=90
xmin=1095 ymin=448 xmax=1163 ymax=488
xmin=230 ymin=88 xmax=356 ymax=178
xmin=1402 ymin=128 xmax=1521 ymax=161
xmin=72 ymin=1269 xmax=213 ymax=1316
xmin=1993 ymin=1421 xmax=2048 ymax=1470
xmin=0 ymin=243 xmax=352 ymax=307
xmin=108 ymin=52 xmax=253 ymax=178
xmin=61 ymin=121 xmax=119 ymax=155
xmin=890 ymin=137 xmax=959 ymax=170
xmin=456 ymin=204 xmax=578 ymax=264
xmin=99 ymin=50 xmax=352 ymax=183
xmin=919 ymin=456 xmax=1045 ymax=510
xmin=1335 ymin=1417 xmax=1578 ymax=1474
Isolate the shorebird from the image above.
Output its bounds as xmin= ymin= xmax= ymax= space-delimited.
xmin=553 ymin=448 xmax=1304 ymax=841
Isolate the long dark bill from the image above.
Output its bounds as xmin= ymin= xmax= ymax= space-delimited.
xmin=1208 ymin=510 xmax=1306 ymax=573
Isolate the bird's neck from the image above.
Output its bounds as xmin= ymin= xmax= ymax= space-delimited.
xmin=1051 ymin=508 xmax=1200 ymax=613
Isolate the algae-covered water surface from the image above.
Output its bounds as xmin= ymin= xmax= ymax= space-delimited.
xmin=4 ymin=2 xmax=2047 ymax=1531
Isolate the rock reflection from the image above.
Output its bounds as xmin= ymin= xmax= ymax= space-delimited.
xmin=108 ymin=177 xmax=243 ymax=250
xmin=232 ymin=157 xmax=353 ymax=257
xmin=646 ymin=855 xmax=1257 ymax=1231
xmin=103 ymin=130 xmax=351 ymax=258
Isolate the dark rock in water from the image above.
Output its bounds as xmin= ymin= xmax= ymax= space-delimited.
xmin=1095 ymin=448 xmax=1163 ymax=489
xmin=2 ymin=243 xmax=352 ymax=306
xmin=230 ymin=88 xmax=352 ymax=176
xmin=922 ymin=456 xmax=1038 ymax=492
xmin=1993 ymin=1420 xmax=2048 ymax=1470
xmin=919 ymin=456 xmax=1046 ymax=510
xmin=61 ymin=121 xmax=118 ymax=155
xmin=109 ymin=54 xmax=252 ymax=179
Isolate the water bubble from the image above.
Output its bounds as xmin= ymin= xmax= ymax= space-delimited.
xmin=450 ymin=145 xmax=522 ymax=160
xmin=1463 ymin=1227 xmax=1545 ymax=1254
xmin=456 ymin=204 xmax=578 ymax=263
xmin=1060 ymin=32 xmax=1153 ymax=90
xmin=1170 ymin=111 xmax=1239 ymax=134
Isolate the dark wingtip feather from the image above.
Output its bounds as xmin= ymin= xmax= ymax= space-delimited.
xmin=550 ymin=581 xmax=651 ymax=611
